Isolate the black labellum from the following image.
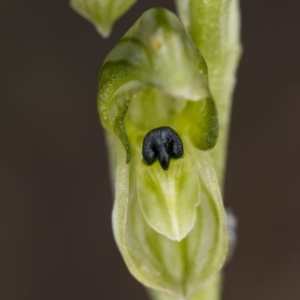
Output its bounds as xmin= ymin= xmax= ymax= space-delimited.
xmin=142 ymin=127 xmax=184 ymax=170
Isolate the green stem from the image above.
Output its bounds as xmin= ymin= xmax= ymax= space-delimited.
xmin=175 ymin=0 xmax=242 ymax=188
xmin=148 ymin=273 xmax=222 ymax=300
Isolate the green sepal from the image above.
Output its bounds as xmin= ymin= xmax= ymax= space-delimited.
xmin=70 ymin=0 xmax=136 ymax=37
xmin=182 ymin=97 xmax=219 ymax=151
xmin=98 ymin=8 xmax=219 ymax=162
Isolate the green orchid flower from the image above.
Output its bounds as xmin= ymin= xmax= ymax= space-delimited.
xmin=98 ymin=8 xmax=227 ymax=299
xmin=70 ymin=0 xmax=241 ymax=299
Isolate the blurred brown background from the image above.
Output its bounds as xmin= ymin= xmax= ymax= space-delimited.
xmin=1 ymin=0 xmax=300 ymax=299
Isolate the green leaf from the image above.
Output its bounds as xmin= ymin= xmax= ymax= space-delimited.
xmin=98 ymin=8 xmax=218 ymax=162
xmin=137 ymin=154 xmax=201 ymax=241
xmin=70 ymin=0 xmax=136 ymax=37
xmin=175 ymin=0 xmax=242 ymax=185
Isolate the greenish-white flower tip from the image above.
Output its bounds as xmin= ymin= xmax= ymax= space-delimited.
xmin=70 ymin=0 xmax=136 ymax=37
xmin=98 ymin=8 xmax=219 ymax=162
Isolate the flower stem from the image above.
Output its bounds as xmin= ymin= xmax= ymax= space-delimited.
xmin=148 ymin=273 xmax=222 ymax=300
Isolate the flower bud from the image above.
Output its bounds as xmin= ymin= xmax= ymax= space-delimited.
xmin=70 ymin=0 xmax=136 ymax=37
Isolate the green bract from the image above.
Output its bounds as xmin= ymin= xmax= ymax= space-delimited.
xmin=70 ymin=0 xmax=136 ymax=37
xmin=98 ymin=8 xmax=228 ymax=299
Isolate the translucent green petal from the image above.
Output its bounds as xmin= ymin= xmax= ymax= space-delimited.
xmin=137 ymin=155 xmax=201 ymax=241
xmin=70 ymin=0 xmax=136 ymax=37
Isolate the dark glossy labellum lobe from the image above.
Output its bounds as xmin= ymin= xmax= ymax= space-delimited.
xmin=142 ymin=127 xmax=184 ymax=170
